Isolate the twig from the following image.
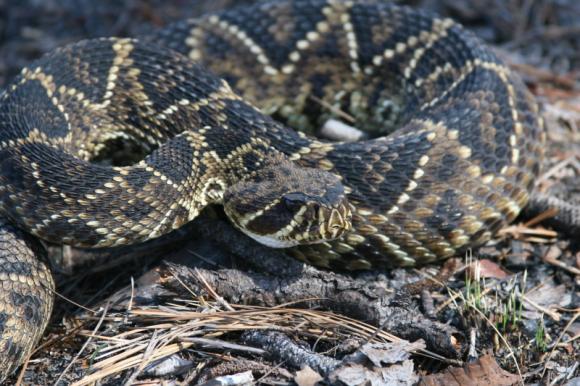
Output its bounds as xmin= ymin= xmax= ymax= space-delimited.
xmin=55 ymin=302 xmax=110 ymax=385
xmin=194 ymin=268 xmax=235 ymax=312
xmin=179 ymin=337 xmax=266 ymax=355
xmin=122 ymin=329 xmax=159 ymax=385
xmin=541 ymin=246 xmax=580 ymax=276
xmin=508 ymin=62 xmax=577 ymax=90
xmin=54 ymin=289 xmax=98 ymax=314
xmin=168 ymin=268 xmax=199 ymax=300
xmin=536 ymin=155 xmax=580 ymax=187
xmin=523 ymin=208 xmax=559 ymax=228
xmin=467 ymin=306 xmax=524 ymax=386
xmin=14 ymin=354 xmax=31 ymax=386
xmin=309 ymin=95 xmax=356 ymax=123
xmin=504 ymin=25 xmax=580 ymax=49
xmin=521 ymin=294 xmax=561 ymax=322
xmin=541 ymin=311 xmax=580 ymax=379
xmin=467 ymin=328 xmax=477 ymax=361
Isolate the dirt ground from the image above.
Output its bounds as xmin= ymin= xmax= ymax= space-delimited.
xmin=0 ymin=0 xmax=578 ymax=385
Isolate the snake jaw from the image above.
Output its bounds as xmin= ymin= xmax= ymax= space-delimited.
xmin=231 ymin=198 xmax=352 ymax=249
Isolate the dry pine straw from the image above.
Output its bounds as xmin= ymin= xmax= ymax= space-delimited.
xmin=62 ymin=298 xmax=452 ymax=385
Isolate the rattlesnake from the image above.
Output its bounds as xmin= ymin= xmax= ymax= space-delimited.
xmin=0 ymin=0 xmax=545 ymax=379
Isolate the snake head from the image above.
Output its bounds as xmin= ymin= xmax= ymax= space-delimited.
xmin=223 ymin=156 xmax=352 ymax=248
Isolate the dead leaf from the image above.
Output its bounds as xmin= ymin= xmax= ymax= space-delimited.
xmin=358 ymin=341 xmax=425 ymax=367
xmin=330 ymin=360 xmax=418 ymax=386
xmin=564 ymin=377 xmax=580 ymax=386
xmin=467 ymin=259 xmax=510 ymax=280
xmin=295 ymin=366 xmax=323 ymax=386
xmin=328 ymin=340 xmax=424 ymax=386
xmin=419 ymin=354 xmax=519 ymax=386
xmin=525 ymin=282 xmax=572 ymax=309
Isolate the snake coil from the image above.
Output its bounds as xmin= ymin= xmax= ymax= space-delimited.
xmin=0 ymin=0 xmax=544 ymax=379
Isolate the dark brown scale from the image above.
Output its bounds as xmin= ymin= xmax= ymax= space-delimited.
xmin=0 ymin=0 xmax=545 ymax=379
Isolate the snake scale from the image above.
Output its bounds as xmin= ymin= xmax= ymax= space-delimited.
xmin=0 ymin=0 xmax=544 ymax=379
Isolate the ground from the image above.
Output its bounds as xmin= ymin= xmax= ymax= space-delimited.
xmin=0 ymin=0 xmax=578 ymax=385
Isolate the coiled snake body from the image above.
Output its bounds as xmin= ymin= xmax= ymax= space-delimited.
xmin=0 ymin=0 xmax=544 ymax=379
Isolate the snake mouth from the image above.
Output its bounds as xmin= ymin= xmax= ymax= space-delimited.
xmin=235 ymin=201 xmax=352 ymax=249
xmin=279 ymin=201 xmax=353 ymax=246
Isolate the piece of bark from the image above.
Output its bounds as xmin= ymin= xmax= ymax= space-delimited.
xmin=82 ymin=216 xmax=464 ymax=357
xmin=197 ymin=371 xmax=254 ymax=386
xmin=196 ymin=358 xmax=291 ymax=384
xmin=242 ymin=330 xmax=341 ymax=374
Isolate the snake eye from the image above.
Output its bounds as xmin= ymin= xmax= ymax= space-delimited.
xmin=283 ymin=192 xmax=305 ymax=212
